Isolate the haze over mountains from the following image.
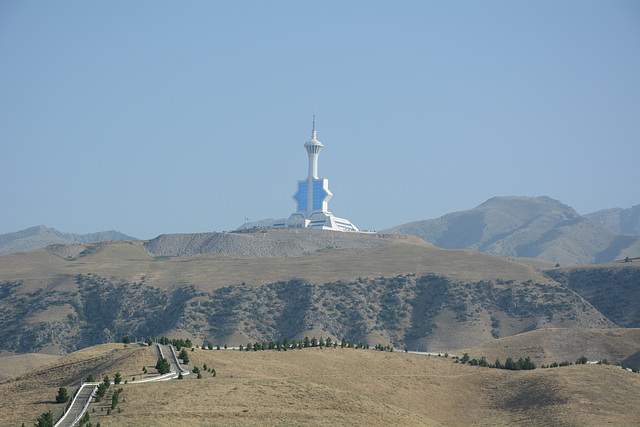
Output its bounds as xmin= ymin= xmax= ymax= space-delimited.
xmin=383 ymin=196 xmax=640 ymax=265
xmin=586 ymin=204 xmax=640 ymax=235
xmin=0 ymin=225 xmax=137 ymax=255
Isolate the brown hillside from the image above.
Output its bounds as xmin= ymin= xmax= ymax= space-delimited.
xmin=0 ymin=234 xmax=615 ymax=355
xmin=0 ymin=343 xmax=157 ymax=427
xmin=462 ymin=328 xmax=640 ymax=367
xmin=0 ymin=233 xmax=550 ymax=293
xmin=3 ymin=345 xmax=640 ymax=426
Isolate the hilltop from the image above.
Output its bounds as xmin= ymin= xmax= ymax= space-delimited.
xmin=383 ymin=196 xmax=640 ymax=265
xmin=0 ymin=225 xmax=137 ymax=255
xmin=0 ymin=230 xmax=620 ymax=354
xmin=2 ymin=342 xmax=639 ymax=427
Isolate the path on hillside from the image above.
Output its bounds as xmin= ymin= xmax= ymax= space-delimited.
xmin=53 ymin=382 xmax=96 ymax=427
xmin=54 ymin=344 xmax=188 ymax=427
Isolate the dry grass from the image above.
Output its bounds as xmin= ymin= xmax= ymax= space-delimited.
xmin=0 ymin=352 xmax=60 ymax=382
xmin=4 ymin=344 xmax=639 ymax=426
xmin=463 ymin=328 xmax=640 ymax=367
xmin=0 ymin=239 xmax=549 ymax=294
xmin=0 ymin=343 xmax=157 ymax=426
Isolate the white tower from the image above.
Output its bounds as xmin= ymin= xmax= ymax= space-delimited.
xmin=273 ymin=111 xmax=358 ymax=232
xmin=305 ymin=112 xmax=322 ymax=179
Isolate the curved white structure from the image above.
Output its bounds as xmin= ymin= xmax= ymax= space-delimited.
xmin=274 ymin=113 xmax=358 ymax=232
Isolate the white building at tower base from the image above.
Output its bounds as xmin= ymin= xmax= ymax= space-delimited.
xmin=272 ymin=116 xmax=358 ymax=232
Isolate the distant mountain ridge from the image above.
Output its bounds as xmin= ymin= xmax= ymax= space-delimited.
xmin=383 ymin=196 xmax=640 ymax=265
xmin=0 ymin=225 xmax=137 ymax=255
xmin=586 ymin=204 xmax=640 ymax=235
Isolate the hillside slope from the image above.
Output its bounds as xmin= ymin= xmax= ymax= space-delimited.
xmin=586 ymin=204 xmax=640 ymax=235
xmin=0 ymin=225 xmax=137 ymax=255
xmin=383 ymin=196 xmax=640 ymax=265
xmin=544 ymin=263 xmax=640 ymax=328
xmin=0 ymin=232 xmax=615 ymax=354
xmin=463 ymin=328 xmax=640 ymax=367
xmin=3 ymin=344 xmax=640 ymax=427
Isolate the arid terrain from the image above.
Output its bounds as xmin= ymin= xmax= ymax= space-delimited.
xmin=2 ymin=339 xmax=639 ymax=427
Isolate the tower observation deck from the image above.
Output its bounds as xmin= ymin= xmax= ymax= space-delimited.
xmin=273 ymin=113 xmax=358 ymax=232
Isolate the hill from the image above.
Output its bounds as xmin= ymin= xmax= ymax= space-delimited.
xmin=0 ymin=230 xmax=616 ymax=354
xmin=3 ymin=343 xmax=640 ymax=426
xmin=586 ymin=204 xmax=640 ymax=235
xmin=143 ymin=228 xmax=418 ymax=258
xmin=382 ymin=196 xmax=640 ymax=265
xmin=0 ymin=225 xmax=137 ymax=255
xmin=544 ymin=263 xmax=640 ymax=328
xmin=463 ymin=328 xmax=640 ymax=367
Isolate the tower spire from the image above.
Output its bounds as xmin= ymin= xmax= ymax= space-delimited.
xmin=312 ymin=107 xmax=316 ymax=138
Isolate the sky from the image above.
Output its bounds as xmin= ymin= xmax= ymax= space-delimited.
xmin=1 ymin=1 xmax=639 ymax=239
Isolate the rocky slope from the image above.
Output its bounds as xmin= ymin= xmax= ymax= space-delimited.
xmin=383 ymin=196 xmax=640 ymax=265
xmin=586 ymin=204 xmax=640 ymax=235
xmin=144 ymin=228 xmax=420 ymax=258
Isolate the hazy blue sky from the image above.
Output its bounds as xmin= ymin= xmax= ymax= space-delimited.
xmin=2 ymin=1 xmax=639 ymax=239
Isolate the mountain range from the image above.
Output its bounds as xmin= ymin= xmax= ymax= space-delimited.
xmin=585 ymin=204 xmax=640 ymax=235
xmin=0 ymin=228 xmax=637 ymax=357
xmin=0 ymin=225 xmax=137 ymax=255
xmin=383 ymin=196 xmax=640 ymax=265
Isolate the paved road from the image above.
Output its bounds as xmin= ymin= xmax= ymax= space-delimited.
xmin=53 ymin=383 xmax=97 ymax=427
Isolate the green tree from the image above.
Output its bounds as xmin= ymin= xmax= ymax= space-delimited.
xmin=494 ymin=358 xmax=503 ymax=369
xmin=576 ymin=355 xmax=588 ymax=365
xmin=155 ymin=357 xmax=171 ymax=374
xmin=185 ymin=338 xmax=192 ymax=348
xmin=86 ymin=374 xmax=95 ymax=382
xmin=114 ymin=372 xmax=122 ymax=385
xmin=55 ymin=387 xmax=70 ymax=403
xmin=283 ymin=337 xmax=290 ymax=351
xmin=111 ymin=390 xmax=119 ymax=409
xmin=304 ymin=336 xmax=310 ymax=348
xmin=461 ymin=353 xmax=470 ymax=364
xmin=341 ymin=337 xmax=347 ymax=348
xmin=325 ymin=337 xmax=332 ymax=347
xmin=34 ymin=411 xmax=54 ymax=427
xmin=122 ymin=336 xmax=131 ymax=344
xmin=179 ymin=348 xmax=189 ymax=364
xmin=103 ymin=375 xmax=111 ymax=389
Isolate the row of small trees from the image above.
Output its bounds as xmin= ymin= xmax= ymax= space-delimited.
xmin=459 ymin=353 xmax=537 ymax=370
xmin=237 ymin=336 xmax=378 ymax=352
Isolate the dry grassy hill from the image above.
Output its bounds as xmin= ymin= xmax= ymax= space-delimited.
xmin=544 ymin=262 xmax=640 ymax=328
xmin=0 ymin=225 xmax=137 ymax=255
xmin=0 ymin=230 xmax=616 ymax=355
xmin=463 ymin=328 xmax=640 ymax=367
xmin=2 ymin=343 xmax=639 ymax=426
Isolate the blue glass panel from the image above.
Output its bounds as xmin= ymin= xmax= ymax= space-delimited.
xmin=294 ymin=181 xmax=308 ymax=212
xmin=312 ymin=179 xmax=328 ymax=211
